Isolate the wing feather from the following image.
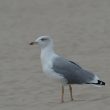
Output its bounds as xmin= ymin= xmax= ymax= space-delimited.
xmin=52 ymin=57 xmax=95 ymax=84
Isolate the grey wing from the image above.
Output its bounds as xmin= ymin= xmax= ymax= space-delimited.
xmin=52 ymin=57 xmax=95 ymax=84
xmin=68 ymin=60 xmax=82 ymax=69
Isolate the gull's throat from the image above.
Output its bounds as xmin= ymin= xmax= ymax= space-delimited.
xmin=40 ymin=44 xmax=57 ymax=66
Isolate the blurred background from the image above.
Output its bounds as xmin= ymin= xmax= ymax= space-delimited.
xmin=0 ymin=0 xmax=110 ymax=110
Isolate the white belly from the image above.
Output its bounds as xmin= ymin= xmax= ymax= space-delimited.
xmin=43 ymin=64 xmax=62 ymax=79
xmin=42 ymin=64 xmax=67 ymax=84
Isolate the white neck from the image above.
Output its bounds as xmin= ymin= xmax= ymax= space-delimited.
xmin=40 ymin=44 xmax=57 ymax=65
xmin=41 ymin=45 xmax=54 ymax=57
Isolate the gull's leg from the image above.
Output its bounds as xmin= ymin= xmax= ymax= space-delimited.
xmin=69 ymin=85 xmax=73 ymax=101
xmin=61 ymin=85 xmax=64 ymax=103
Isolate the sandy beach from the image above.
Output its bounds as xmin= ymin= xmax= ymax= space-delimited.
xmin=0 ymin=0 xmax=110 ymax=110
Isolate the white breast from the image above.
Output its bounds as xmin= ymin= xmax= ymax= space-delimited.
xmin=40 ymin=49 xmax=65 ymax=82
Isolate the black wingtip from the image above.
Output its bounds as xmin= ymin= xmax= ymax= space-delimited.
xmin=97 ymin=80 xmax=105 ymax=86
xmin=88 ymin=80 xmax=105 ymax=86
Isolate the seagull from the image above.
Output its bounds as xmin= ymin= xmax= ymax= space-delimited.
xmin=29 ymin=36 xmax=105 ymax=103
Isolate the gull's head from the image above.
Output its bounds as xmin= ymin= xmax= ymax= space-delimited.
xmin=29 ymin=36 xmax=53 ymax=49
